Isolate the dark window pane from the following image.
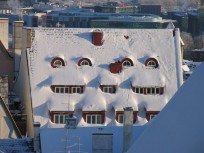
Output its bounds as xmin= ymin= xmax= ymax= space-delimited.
xmin=147 ymin=88 xmax=151 ymax=94
xmin=140 ymin=88 xmax=144 ymax=94
xmin=97 ymin=115 xmax=101 ymax=124
xmin=152 ymin=88 xmax=155 ymax=94
xmin=156 ymin=88 xmax=160 ymax=94
xmin=56 ymin=88 xmax=60 ymax=93
xmin=60 ymin=115 xmax=64 ymax=124
xmin=87 ymin=115 xmax=91 ymax=124
xmin=65 ymin=88 xmax=69 ymax=93
xmin=92 ymin=116 xmax=96 ymax=124
xmin=55 ymin=115 xmax=59 ymax=123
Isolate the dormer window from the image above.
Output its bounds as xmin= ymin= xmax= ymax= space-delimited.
xmin=145 ymin=58 xmax=159 ymax=68
xmin=100 ymin=85 xmax=116 ymax=94
xmin=51 ymin=57 xmax=65 ymax=68
xmin=78 ymin=58 xmax=92 ymax=66
xmin=51 ymin=85 xmax=84 ymax=94
xmin=121 ymin=58 xmax=134 ymax=68
xmin=122 ymin=61 xmax=132 ymax=67
xmin=132 ymin=86 xmax=164 ymax=95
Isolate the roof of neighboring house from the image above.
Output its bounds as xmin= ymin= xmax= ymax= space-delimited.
xmin=0 ymin=40 xmax=13 ymax=58
xmin=26 ymin=28 xmax=182 ymax=128
xmin=127 ymin=63 xmax=204 ymax=153
xmin=0 ymin=96 xmax=22 ymax=138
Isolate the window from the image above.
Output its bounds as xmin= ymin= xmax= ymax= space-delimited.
xmin=145 ymin=58 xmax=159 ymax=68
xmin=121 ymin=58 xmax=134 ymax=68
xmin=51 ymin=85 xmax=84 ymax=94
xmin=54 ymin=114 xmax=70 ymax=124
xmin=118 ymin=114 xmax=124 ymax=124
xmin=86 ymin=114 xmax=102 ymax=124
xmin=78 ymin=58 xmax=92 ymax=66
xmin=53 ymin=60 xmax=63 ymax=68
xmin=100 ymin=85 xmax=116 ymax=93
xmin=51 ymin=57 xmax=65 ymax=68
xmin=122 ymin=61 xmax=132 ymax=67
xmin=81 ymin=60 xmax=89 ymax=66
xmin=132 ymin=87 xmax=164 ymax=95
xmin=146 ymin=60 xmax=157 ymax=67
xmin=150 ymin=114 xmax=156 ymax=120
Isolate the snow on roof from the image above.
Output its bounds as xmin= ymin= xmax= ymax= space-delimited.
xmin=127 ymin=62 xmax=204 ymax=153
xmin=27 ymin=28 xmax=182 ymax=127
xmin=131 ymin=70 xmax=165 ymax=86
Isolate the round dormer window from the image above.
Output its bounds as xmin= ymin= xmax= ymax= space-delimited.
xmin=145 ymin=58 xmax=159 ymax=68
xmin=78 ymin=58 xmax=92 ymax=66
xmin=121 ymin=58 xmax=134 ymax=67
xmin=51 ymin=57 xmax=65 ymax=68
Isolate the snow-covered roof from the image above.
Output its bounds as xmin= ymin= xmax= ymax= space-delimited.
xmin=127 ymin=62 xmax=204 ymax=153
xmin=26 ymin=28 xmax=182 ymax=127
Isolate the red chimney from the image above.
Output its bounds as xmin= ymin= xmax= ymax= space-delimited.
xmin=92 ymin=30 xmax=103 ymax=46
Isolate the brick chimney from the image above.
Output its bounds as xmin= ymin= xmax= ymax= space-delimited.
xmin=13 ymin=21 xmax=24 ymax=79
xmin=0 ymin=18 xmax=9 ymax=50
xmin=92 ymin=30 xmax=103 ymax=46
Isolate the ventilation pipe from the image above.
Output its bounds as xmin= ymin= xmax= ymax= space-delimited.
xmin=123 ymin=107 xmax=133 ymax=153
xmin=33 ymin=122 xmax=41 ymax=153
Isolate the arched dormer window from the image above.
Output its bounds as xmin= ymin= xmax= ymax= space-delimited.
xmin=78 ymin=58 xmax=92 ymax=66
xmin=51 ymin=57 xmax=65 ymax=68
xmin=121 ymin=58 xmax=134 ymax=67
xmin=145 ymin=58 xmax=159 ymax=68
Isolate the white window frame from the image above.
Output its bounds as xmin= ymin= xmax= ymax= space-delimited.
xmin=54 ymin=114 xmax=69 ymax=124
xmin=53 ymin=59 xmax=63 ymax=68
xmin=102 ymin=86 xmax=114 ymax=93
xmin=118 ymin=114 xmax=124 ymax=124
xmin=80 ymin=60 xmax=90 ymax=66
xmin=135 ymin=87 xmax=144 ymax=94
xmin=86 ymin=114 xmax=102 ymax=124
xmin=146 ymin=60 xmax=157 ymax=68
xmin=122 ymin=60 xmax=131 ymax=67
xmin=71 ymin=86 xmax=82 ymax=93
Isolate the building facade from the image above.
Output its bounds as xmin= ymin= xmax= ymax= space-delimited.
xmin=15 ymin=27 xmax=183 ymax=137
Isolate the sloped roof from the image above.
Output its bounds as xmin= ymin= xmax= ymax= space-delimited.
xmin=26 ymin=28 xmax=182 ymax=127
xmin=0 ymin=40 xmax=13 ymax=58
xmin=127 ymin=63 xmax=204 ymax=153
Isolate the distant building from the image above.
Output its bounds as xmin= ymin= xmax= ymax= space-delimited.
xmin=90 ymin=14 xmax=174 ymax=29
xmin=139 ymin=4 xmax=162 ymax=15
xmin=183 ymin=49 xmax=204 ymax=62
xmin=188 ymin=12 xmax=199 ymax=36
xmin=94 ymin=5 xmax=139 ymax=13
xmin=46 ymin=8 xmax=175 ymax=29
xmin=167 ymin=11 xmax=188 ymax=32
xmin=0 ymin=14 xmax=38 ymax=34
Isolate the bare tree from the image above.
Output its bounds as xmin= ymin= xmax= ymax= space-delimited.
xmin=180 ymin=32 xmax=194 ymax=51
xmin=194 ymin=35 xmax=204 ymax=49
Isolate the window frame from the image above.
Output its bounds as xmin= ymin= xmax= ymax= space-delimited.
xmin=51 ymin=85 xmax=84 ymax=94
xmin=54 ymin=114 xmax=70 ymax=124
xmin=122 ymin=60 xmax=132 ymax=67
xmin=118 ymin=114 xmax=124 ymax=124
xmin=51 ymin=57 xmax=65 ymax=68
xmin=78 ymin=58 xmax=92 ymax=67
xmin=86 ymin=114 xmax=102 ymax=124
xmin=100 ymin=85 xmax=116 ymax=94
xmin=133 ymin=87 xmax=164 ymax=95
xmin=145 ymin=58 xmax=159 ymax=68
